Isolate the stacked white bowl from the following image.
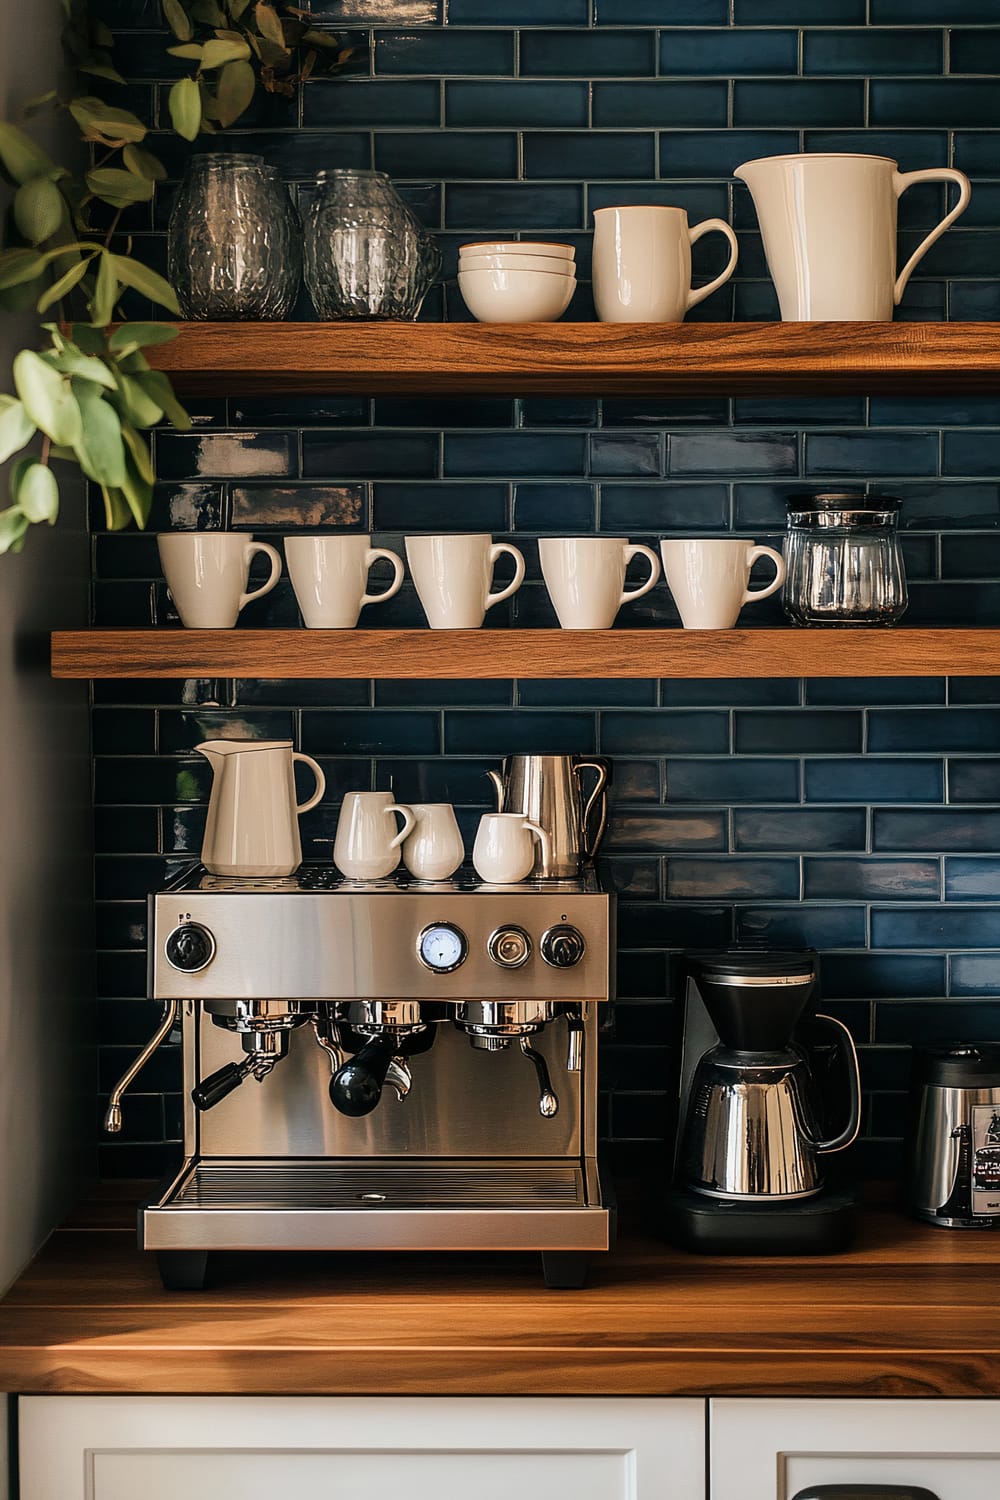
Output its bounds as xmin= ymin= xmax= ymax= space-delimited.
xmin=458 ymin=240 xmax=577 ymax=323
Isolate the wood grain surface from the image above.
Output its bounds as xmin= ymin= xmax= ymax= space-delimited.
xmin=146 ymin=321 xmax=1000 ymax=397
xmin=48 ymin=627 xmax=1000 ymax=679
xmin=2 ymin=1201 xmax=1000 ymax=1396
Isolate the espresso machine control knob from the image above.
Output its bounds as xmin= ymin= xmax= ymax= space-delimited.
xmin=540 ymin=924 xmax=585 ymax=969
xmin=487 ymin=925 xmax=532 ymax=969
xmin=164 ymin=922 xmax=216 ymax=973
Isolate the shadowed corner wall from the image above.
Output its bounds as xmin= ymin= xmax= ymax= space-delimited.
xmin=0 ymin=0 xmax=95 ymax=1484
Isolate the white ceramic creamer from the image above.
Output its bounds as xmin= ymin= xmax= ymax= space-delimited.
xmin=197 ymin=739 xmax=326 ymax=878
xmin=734 ymin=152 xmax=971 ymax=321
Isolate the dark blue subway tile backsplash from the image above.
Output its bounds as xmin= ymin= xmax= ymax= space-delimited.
xmin=92 ymin=0 xmax=1000 ymax=1185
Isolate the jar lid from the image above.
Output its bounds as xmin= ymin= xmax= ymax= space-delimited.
xmin=786 ymin=491 xmax=901 ymax=513
xmin=911 ymin=1042 xmax=1000 ymax=1088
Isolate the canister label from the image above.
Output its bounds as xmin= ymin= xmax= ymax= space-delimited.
xmin=971 ymin=1104 xmax=1000 ymax=1217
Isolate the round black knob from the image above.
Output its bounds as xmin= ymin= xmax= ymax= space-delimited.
xmin=164 ymin=922 xmax=216 ymax=973
xmin=540 ymin=923 xmax=586 ymax=969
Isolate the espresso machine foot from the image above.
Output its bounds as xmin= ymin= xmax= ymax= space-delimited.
xmin=541 ymin=1252 xmax=590 ymax=1289
xmin=157 ymin=1250 xmax=210 ymax=1290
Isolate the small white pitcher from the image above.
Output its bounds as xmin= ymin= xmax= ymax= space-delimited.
xmin=333 ymin=791 xmax=416 ymax=881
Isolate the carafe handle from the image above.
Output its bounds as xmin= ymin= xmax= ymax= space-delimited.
xmin=810 ymin=1013 xmax=862 ymax=1155
xmin=892 ymin=166 xmax=971 ymax=305
xmin=292 ymin=752 xmax=326 ymax=815
xmin=574 ymin=758 xmax=609 ymax=859
xmin=486 ymin=768 xmax=505 ymax=812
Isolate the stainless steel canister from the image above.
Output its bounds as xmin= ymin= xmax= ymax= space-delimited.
xmin=906 ymin=1043 xmax=1000 ymax=1228
xmin=782 ymin=491 xmax=907 ymax=626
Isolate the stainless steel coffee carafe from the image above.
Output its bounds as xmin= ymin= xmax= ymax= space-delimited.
xmin=487 ymin=754 xmax=608 ymax=878
xmin=907 ymin=1043 xmax=1000 ymax=1228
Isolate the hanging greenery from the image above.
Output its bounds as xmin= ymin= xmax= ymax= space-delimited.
xmin=161 ymin=0 xmax=354 ymax=140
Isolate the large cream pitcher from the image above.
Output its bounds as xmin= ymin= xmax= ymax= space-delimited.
xmin=734 ymin=152 xmax=971 ymax=321
xmin=196 ymin=739 xmax=325 ymax=877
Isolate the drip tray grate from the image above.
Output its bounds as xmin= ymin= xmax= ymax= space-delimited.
xmin=168 ymin=1160 xmax=586 ymax=1211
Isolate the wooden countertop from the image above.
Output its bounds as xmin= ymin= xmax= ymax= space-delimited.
xmin=2 ymin=1191 xmax=999 ymax=1398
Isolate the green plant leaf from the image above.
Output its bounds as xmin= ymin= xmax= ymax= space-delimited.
xmin=108 ymin=322 xmax=180 ymax=356
xmin=301 ymin=28 xmax=340 ymax=49
xmin=121 ymin=421 xmax=156 ymax=485
xmin=14 ymin=178 xmax=65 ymax=245
xmin=167 ymin=43 xmax=205 ymax=59
xmin=78 ymin=58 xmax=128 ymax=85
xmin=23 ymin=90 xmax=59 ymax=115
xmin=8 ymin=457 xmax=32 ymax=503
xmin=36 ymin=254 xmax=94 ymax=314
xmin=168 ymin=75 xmax=202 ymax=140
xmin=86 ymin=167 xmax=156 ymax=203
xmin=0 ymin=123 xmax=58 ymax=185
xmin=68 ymin=96 xmax=148 ymax=145
xmin=69 ymin=322 xmax=107 ymax=355
xmin=111 ymin=368 xmax=164 ymax=427
xmin=254 ymin=1 xmax=285 ymax=45
xmin=0 ymin=275 xmax=46 ymax=312
xmin=122 ymin=145 xmax=168 ymax=181
xmin=136 ymin=368 xmax=192 ymax=430
xmin=15 ymin=463 xmax=59 ymax=525
xmin=51 ymin=344 xmax=117 ymax=388
xmin=215 ymin=58 xmax=256 ymax=126
xmin=228 ymin=0 xmax=252 ymax=19
xmin=0 ymin=247 xmax=45 ymax=289
xmin=0 ymin=398 xmax=36 ymax=465
xmin=119 ymin=451 xmax=153 ymax=528
xmin=89 ymin=249 xmax=119 ymax=326
xmin=162 ymin=0 xmax=194 ymax=40
xmin=192 ymin=0 xmax=227 ymax=21
xmin=71 ymin=381 xmax=127 ymax=486
xmin=100 ymin=485 xmax=132 ymax=530
xmin=12 ymin=350 xmax=82 ymax=447
xmin=200 ymin=36 xmax=251 ymax=68
xmin=0 ymin=507 xmax=29 ymax=555
xmin=108 ymin=254 xmax=181 ymax=314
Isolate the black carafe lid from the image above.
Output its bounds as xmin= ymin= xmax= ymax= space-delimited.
xmin=687 ymin=947 xmax=817 ymax=1053
xmin=912 ymin=1042 xmax=1000 ymax=1089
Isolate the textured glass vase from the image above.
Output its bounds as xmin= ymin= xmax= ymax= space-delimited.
xmin=303 ymin=168 xmax=442 ymax=320
xmin=167 ymin=153 xmax=301 ymax=321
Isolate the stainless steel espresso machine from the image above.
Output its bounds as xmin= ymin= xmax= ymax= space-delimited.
xmin=106 ymin=864 xmax=614 ymax=1289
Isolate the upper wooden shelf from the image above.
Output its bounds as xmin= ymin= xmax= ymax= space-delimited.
xmin=148 ymin=320 xmax=1000 ymax=397
xmin=49 ymin=628 xmax=1000 ymax=680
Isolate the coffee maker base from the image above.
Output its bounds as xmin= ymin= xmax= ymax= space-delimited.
xmin=660 ymin=1185 xmax=858 ymax=1256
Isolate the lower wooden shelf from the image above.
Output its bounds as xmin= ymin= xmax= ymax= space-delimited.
xmin=49 ymin=627 xmax=1000 ymax=679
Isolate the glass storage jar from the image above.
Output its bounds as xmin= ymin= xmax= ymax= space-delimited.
xmin=782 ymin=491 xmax=908 ymax=627
xmin=303 ymin=168 xmax=441 ymax=320
xmin=167 ymin=153 xmax=301 ymax=320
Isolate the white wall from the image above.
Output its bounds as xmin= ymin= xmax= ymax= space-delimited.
xmin=0 ymin=0 xmax=95 ymax=1489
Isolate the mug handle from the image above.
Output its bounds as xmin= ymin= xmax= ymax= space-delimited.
xmin=893 ymin=167 xmax=971 ymax=306
xmin=685 ymin=218 xmax=740 ymax=311
xmin=741 ymin=544 xmax=787 ymax=605
xmin=361 ymin=547 xmax=405 ymax=608
xmin=523 ymin=818 xmax=551 ymax=871
xmin=485 ymin=542 xmax=526 ymax=610
xmin=618 ymin=543 xmax=661 ymax=606
xmin=385 ymin=802 xmax=416 ymax=850
xmin=292 ymin=753 xmax=326 ymax=814
xmin=239 ymin=540 xmax=282 ymax=612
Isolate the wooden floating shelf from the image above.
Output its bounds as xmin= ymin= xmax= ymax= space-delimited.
xmin=50 ymin=628 xmax=1000 ymax=680
xmin=148 ymin=320 xmax=1000 ymax=397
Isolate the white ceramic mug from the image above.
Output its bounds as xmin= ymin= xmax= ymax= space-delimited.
xmin=538 ymin=536 xmax=661 ymax=629
xmin=660 ymin=538 xmax=786 ymax=630
xmin=333 ymin=791 xmax=416 ymax=881
xmin=473 ymin=813 xmax=549 ymax=885
xmin=402 ymin=803 xmax=465 ymax=881
xmin=405 ymin=534 xmax=526 ymax=629
xmin=285 ymin=535 xmax=405 ymax=629
xmin=592 ymin=204 xmax=739 ymax=323
xmin=734 ymin=153 xmax=972 ymax=321
xmin=158 ymin=532 xmax=282 ymax=628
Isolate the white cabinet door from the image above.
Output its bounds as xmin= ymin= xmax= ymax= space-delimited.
xmin=711 ymin=1398 xmax=1000 ymax=1500
xmin=19 ymin=1395 xmax=705 ymax=1500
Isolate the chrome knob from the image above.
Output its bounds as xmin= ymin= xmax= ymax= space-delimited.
xmin=540 ymin=923 xmax=585 ymax=969
xmin=487 ymin=925 xmax=531 ymax=969
xmin=164 ymin=922 xmax=216 ymax=973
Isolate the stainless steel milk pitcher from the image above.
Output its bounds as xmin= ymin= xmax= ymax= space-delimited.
xmin=487 ymin=754 xmax=609 ymax=878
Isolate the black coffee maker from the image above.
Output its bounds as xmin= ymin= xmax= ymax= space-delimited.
xmin=663 ymin=948 xmax=860 ymax=1254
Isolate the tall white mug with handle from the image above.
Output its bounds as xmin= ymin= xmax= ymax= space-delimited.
xmin=734 ymin=152 xmax=972 ymax=321
xmin=285 ymin=534 xmax=405 ymax=628
xmin=158 ymin=532 xmax=282 ymax=628
xmin=333 ymin=791 xmax=416 ymax=881
xmin=660 ymin=538 xmax=786 ymax=630
xmin=539 ymin=536 xmax=661 ymax=629
xmin=592 ymin=204 xmax=739 ymax=323
xmin=405 ymin=534 xmax=526 ymax=628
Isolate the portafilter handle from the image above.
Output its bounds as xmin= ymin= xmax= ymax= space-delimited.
xmin=808 ymin=1013 xmax=862 ymax=1155
xmin=192 ymin=1058 xmax=256 ymax=1112
xmin=329 ymin=1034 xmax=398 ymax=1117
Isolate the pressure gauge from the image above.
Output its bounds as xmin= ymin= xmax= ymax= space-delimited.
xmin=417 ymin=922 xmax=468 ymax=974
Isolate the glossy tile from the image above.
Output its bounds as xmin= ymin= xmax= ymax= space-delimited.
xmin=375 ymin=132 xmax=517 ymax=179
xmin=803 ymin=29 xmax=943 ymax=75
xmin=805 ymin=678 xmax=946 ymax=706
xmin=524 ymin=131 xmax=657 ymax=179
xmin=804 ymin=758 xmax=943 ymax=805
xmin=520 ymin=29 xmax=657 ymax=76
xmin=735 ymin=710 xmax=863 ymax=755
xmin=155 ymin=432 xmax=296 ymax=481
xmin=599 ymin=483 xmax=729 ymax=533
xmin=374 ymin=29 xmax=514 ymax=74
xmin=736 ymin=904 xmax=868 ymax=949
xmin=821 ymin=952 xmax=945 ymax=1000
xmin=590 ymin=434 xmax=663 ymax=477
xmin=451 ymin=0 xmax=587 ymax=17
xmin=950 ymin=956 xmax=1000 ymax=998
xmin=593 ymin=82 xmax=727 ymax=128
xmin=513 ymin=483 xmax=596 ymax=532
xmin=303 ymin=79 xmax=441 ymax=128
xmin=872 ymin=906 xmax=1000 ymax=950
xmin=664 ymin=757 xmax=799 ymax=804
xmin=733 ymin=807 xmax=867 ymax=852
xmin=875 ymin=808 xmax=1000 ymax=852
xmin=303 ymin=710 xmax=441 ymax=755
xmin=302 ymin=431 xmax=439 ymax=479
xmin=869 ymin=708 xmax=1000 ymax=753
xmin=598 ymin=0 xmax=726 ymax=18
xmin=805 ymin=430 xmax=940 ymax=477
xmin=945 ymin=859 xmax=1000 ymax=902
xmin=667 ymin=857 xmax=799 ymax=901
xmin=373 ymin=481 xmax=508 ymax=531
xmin=804 ymin=858 xmax=941 ymax=901
xmin=444 ymin=432 xmax=587 ymax=477
xmin=447 ymin=80 xmax=587 ymax=127
xmin=669 ymin=431 xmax=798 ymax=477
xmin=948 ymin=758 xmax=1000 ymax=802
xmin=871 ymin=79 xmax=998 ymax=130
xmin=231 ymin=485 xmax=367 ymax=530
xmin=660 ymin=28 xmax=797 ymax=75
xmin=444 ymin=183 xmax=584 ymax=229
xmin=735 ymin=0 xmax=862 ymax=15
xmin=519 ymin=678 xmax=657 ymax=706
xmin=444 ymin=710 xmax=597 ymax=754
xmin=601 ymin=710 xmax=729 ymax=755
xmin=734 ymin=80 xmax=866 ymax=129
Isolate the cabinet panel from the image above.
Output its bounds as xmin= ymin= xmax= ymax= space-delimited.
xmin=711 ymin=1398 xmax=1000 ymax=1500
xmin=19 ymin=1396 xmax=705 ymax=1500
